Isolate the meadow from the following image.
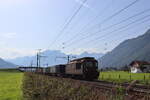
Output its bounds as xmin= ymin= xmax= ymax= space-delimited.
xmin=99 ymin=71 xmax=150 ymax=84
xmin=0 ymin=69 xmax=149 ymax=100
xmin=0 ymin=69 xmax=23 ymax=100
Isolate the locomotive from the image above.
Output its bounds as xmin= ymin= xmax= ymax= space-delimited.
xmin=65 ymin=57 xmax=99 ymax=80
xmin=37 ymin=57 xmax=99 ymax=80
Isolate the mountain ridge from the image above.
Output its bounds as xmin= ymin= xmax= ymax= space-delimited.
xmin=0 ymin=58 xmax=16 ymax=68
xmin=7 ymin=51 xmax=103 ymax=66
xmin=99 ymin=29 xmax=150 ymax=68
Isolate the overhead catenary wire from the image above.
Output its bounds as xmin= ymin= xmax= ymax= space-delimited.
xmin=64 ymin=0 xmax=142 ymax=47
xmin=69 ymin=16 xmax=150 ymax=54
xmin=97 ymin=0 xmax=141 ymax=24
xmin=69 ymin=14 xmax=150 ymax=50
xmin=48 ymin=0 xmax=88 ymax=49
xmin=65 ymin=8 xmax=150 ymax=47
xmin=93 ymin=17 xmax=150 ymax=49
xmin=63 ymin=0 xmax=114 ymax=44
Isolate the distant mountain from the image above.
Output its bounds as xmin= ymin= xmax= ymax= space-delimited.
xmin=7 ymin=50 xmax=103 ymax=66
xmin=99 ymin=29 xmax=150 ymax=68
xmin=77 ymin=51 xmax=103 ymax=59
xmin=0 ymin=58 xmax=16 ymax=68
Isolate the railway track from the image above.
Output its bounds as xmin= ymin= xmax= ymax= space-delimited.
xmin=74 ymin=79 xmax=150 ymax=96
xmin=39 ymin=73 xmax=150 ymax=96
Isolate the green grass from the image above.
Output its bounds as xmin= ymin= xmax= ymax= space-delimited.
xmin=0 ymin=69 xmax=23 ymax=100
xmin=99 ymin=71 xmax=150 ymax=84
xmin=0 ymin=68 xmax=19 ymax=72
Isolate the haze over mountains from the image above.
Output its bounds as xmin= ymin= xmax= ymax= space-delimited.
xmin=0 ymin=58 xmax=16 ymax=68
xmin=7 ymin=50 xmax=103 ymax=67
xmin=99 ymin=29 xmax=150 ymax=68
xmin=1 ymin=29 xmax=150 ymax=68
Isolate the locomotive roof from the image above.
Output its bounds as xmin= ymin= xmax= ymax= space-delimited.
xmin=47 ymin=64 xmax=66 ymax=68
xmin=70 ymin=57 xmax=96 ymax=62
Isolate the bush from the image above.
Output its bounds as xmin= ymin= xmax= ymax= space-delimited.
xmin=23 ymin=73 xmax=149 ymax=100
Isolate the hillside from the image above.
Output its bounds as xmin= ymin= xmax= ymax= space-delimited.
xmin=0 ymin=58 xmax=16 ymax=68
xmin=99 ymin=29 xmax=150 ymax=68
xmin=7 ymin=50 xmax=103 ymax=66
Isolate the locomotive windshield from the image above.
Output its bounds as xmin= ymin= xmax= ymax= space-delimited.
xmin=85 ymin=62 xmax=93 ymax=67
xmin=85 ymin=61 xmax=97 ymax=67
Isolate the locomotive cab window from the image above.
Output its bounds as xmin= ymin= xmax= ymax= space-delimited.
xmin=85 ymin=62 xmax=93 ymax=67
xmin=76 ymin=63 xmax=81 ymax=69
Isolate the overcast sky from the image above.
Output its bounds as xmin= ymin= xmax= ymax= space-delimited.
xmin=0 ymin=0 xmax=150 ymax=59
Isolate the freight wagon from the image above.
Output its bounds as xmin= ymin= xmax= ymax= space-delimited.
xmin=45 ymin=64 xmax=66 ymax=76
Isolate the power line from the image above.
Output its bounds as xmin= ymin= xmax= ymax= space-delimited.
xmin=63 ymin=0 xmax=114 ymax=44
xmin=64 ymin=0 xmax=141 ymax=47
xmin=55 ymin=55 xmax=76 ymax=63
xmin=93 ymin=18 xmax=150 ymax=49
xmin=71 ymin=14 xmax=150 ymax=49
xmin=98 ymin=0 xmax=141 ymax=24
xmin=48 ymin=0 xmax=88 ymax=49
xmin=69 ymin=17 xmax=150 ymax=54
xmin=66 ymin=8 xmax=150 ymax=47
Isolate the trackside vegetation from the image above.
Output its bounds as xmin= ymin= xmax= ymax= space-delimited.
xmin=99 ymin=71 xmax=150 ymax=84
xmin=23 ymin=73 xmax=150 ymax=100
xmin=0 ymin=69 xmax=149 ymax=100
xmin=0 ymin=69 xmax=23 ymax=100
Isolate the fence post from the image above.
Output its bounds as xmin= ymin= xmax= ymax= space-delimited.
xmin=149 ymin=75 xmax=150 ymax=83
xmin=144 ymin=75 xmax=145 ymax=81
xmin=130 ymin=74 xmax=131 ymax=81
xmin=119 ymin=74 xmax=121 ymax=80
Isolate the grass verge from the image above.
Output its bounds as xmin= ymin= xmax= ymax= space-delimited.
xmin=99 ymin=71 xmax=150 ymax=84
xmin=0 ymin=70 xmax=23 ymax=100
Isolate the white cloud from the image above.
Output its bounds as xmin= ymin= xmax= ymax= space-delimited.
xmin=1 ymin=33 xmax=17 ymax=39
xmin=0 ymin=47 xmax=106 ymax=59
xmin=0 ymin=48 xmax=35 ymax=59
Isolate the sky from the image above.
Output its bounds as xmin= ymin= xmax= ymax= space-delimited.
xmin=0 ymin=0 xmax=150 ymax=59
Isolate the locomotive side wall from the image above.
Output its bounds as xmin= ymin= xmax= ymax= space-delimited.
xmin=65 ymin=63 xmax=83 ymax=75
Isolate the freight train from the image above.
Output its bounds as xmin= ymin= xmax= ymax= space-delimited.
xmin=35 ymin=57 xmax=99 ymax=80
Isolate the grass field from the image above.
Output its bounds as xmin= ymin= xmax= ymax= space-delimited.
xmin=0 ymin=69 xmax=23 ymax=100
xmin=0 ymin=70 xmax=149 ymax=100
xmin=99 ymin=71 xmax=150 ymax=84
